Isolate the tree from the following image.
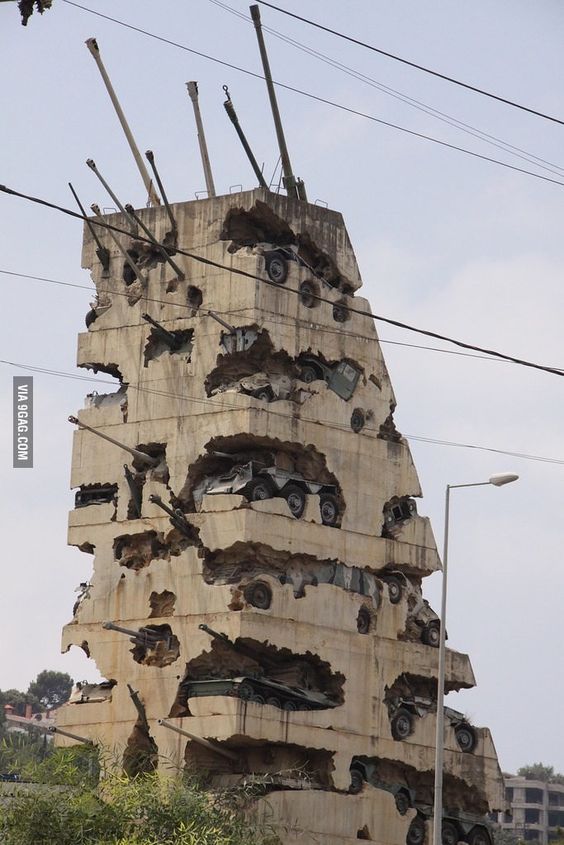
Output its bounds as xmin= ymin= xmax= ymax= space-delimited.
xmin=1 ymin=688 xmax=42 ymax=716
xmin=27 ymin=670 xmax=73 ymax=710
xmin=517 ymin=763 xmax=564 ymax=784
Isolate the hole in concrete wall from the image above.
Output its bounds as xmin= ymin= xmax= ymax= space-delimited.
xmin=187 ymin=285 xmax=203 ymax=313
xmin=79 ymin=361 xmax=123 ymax=382
xmin=382 ymin=496 xmax=418 ymax=539
xmin=299 ymin=279 xmax=319 ymax=308
xmin=132 ymin=442 xmax=168 ymax=479
xmin=175 ymin=632 xmax=344 ymax=713
xmin=180 ymin=434 xmax=344 ymax=523
xmin=149 ymin=590 xmax=176 ymax=618
xmin=72 ymin=582 xmax=92 ymax=618
xmin=379 ymin=405 xmax=403 ymax=443
xmin=131 ymin=623 xmax=180 ymax=667
xmin=80 ymin=640 xmax=90 ymax=658
xmin=77 ymin=542 xmax=95 ymax=554
xmin=74 ymin=484 xmax=117 ymax=520
xmin=143 ymin=327 xmax=194 ymax=368
xmin=333 ymin=297 xmax=351 ymax=323
xmin=203 ymin=542 xmax=381 ymax=605
xmin=220 ymin=200 xmax=352 ymax=292
xmin=69 ymin=678 xmax=115 ymax=704
xmin=124 ymin=467 xmax=145 ymax=520
xmin=357 ymin=826 xmax=371 ymax=840
xmin=114 ymin=530 xmax=170 ymax=571
xmin=184 ymin=738 xmax=334 ymax=790
xmin=123 ymin=248 xmax=141 ymax=286
xmin=123 ymin=720 xmax=158 ymax=777
xmin=85 ymin=385 xmax=128 ymax=424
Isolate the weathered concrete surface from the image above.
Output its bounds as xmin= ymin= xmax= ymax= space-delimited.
xmin=59 ymin=188 xmax=505 ymax=841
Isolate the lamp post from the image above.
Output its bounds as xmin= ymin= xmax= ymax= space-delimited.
xmin=432 ymin=473 xmax=519 ymax=845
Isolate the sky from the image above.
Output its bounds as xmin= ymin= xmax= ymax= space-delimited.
xmin=0 ymin=0 xmax=563 ymax=776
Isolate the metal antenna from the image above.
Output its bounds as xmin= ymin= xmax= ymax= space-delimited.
xmin=186 ymin=81 xmax=216 ymax=198
xmin=222 ymin=85 xmax=268 ymax=189
xmin=249 ymin=5 xmax=307 ymax=201
xmin=145 ymin=151 xmax=177 ymax=238
xmin=85 ymin=37 xmax=161 ymax=207
xmin=124 ymin=204 xmax=185 ymax=280
xmin=68 ymin=182 xmax=110 ymax=275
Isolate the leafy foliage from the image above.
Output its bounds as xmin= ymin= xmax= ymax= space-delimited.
xmin=517 ymin=763 xmax=564 ymax=785
xmin=0 ymin=748 xmax=280 ymax=845
xmin=27 ymin=670 xmax=73 ymax=710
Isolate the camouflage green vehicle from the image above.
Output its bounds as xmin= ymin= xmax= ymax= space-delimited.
xmin=181 ymin=676 xmax=337 ymax=712
xmin=407 ymin=808 xmax=493 ymax=845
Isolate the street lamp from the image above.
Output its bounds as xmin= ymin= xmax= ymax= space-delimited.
xmin=432 ymin=473 xmax=519 ymax=845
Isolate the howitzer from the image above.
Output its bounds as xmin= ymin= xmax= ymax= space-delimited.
xmin=127 ymin=684 xmax=151 ymax=734
xmin=198 ymin=623 xmax=278 ymax=671
xmin=148 ymin=494 xmax=193 ymax=537
xmin=145 ymin=151 xmax=177 ymax=239
xmin=158 ymin=719 xmax=239 ymax=762
xmin=103 ymin=621 xmax=171 ymax=649
xmin=142 ymin=313 xmax=184 ymax=351
xmin=222 ymin=86 xmax=268 ymax=189
xmin=123 ymin=464 xmax=142 ymax=518
xmin=68 ymin=416 xmax=159 ymax=468
xmin=47 ymin=726 xmax=95 ymax=746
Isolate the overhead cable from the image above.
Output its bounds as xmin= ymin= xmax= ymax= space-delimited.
xmin=256 ymin=0 xmax=564 ymax=128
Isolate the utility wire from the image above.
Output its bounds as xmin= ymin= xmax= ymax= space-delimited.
xmin=1 ymin=183 xmax=563 ymax=379
xmin=209 ymin=0 xmax=564 ymax=178
xmin=59 ymin=0 xmax=564 ymax=188
xmin=0 ymin=268 xmax=542 ymax=368
xmin=256 ymin=0 xmax=564 ymax=128
xmin=3 ymin=356 xmax=564 ymax=467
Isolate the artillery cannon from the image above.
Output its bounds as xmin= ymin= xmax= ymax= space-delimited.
xmin=103 ymin=621 xmax=173 ymax=650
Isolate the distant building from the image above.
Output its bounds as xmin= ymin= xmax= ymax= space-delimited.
xmin=3 ymin=703 xmax=56 ymax=737
xmin=496 ymin=776 xmax=564 ymax=845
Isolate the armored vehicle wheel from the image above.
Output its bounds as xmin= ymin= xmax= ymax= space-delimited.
xmin=299 ymin=364 xmax=321 ymax=384
xmin=244 ymin=476 xmax=275 ymax=502
xmin=357 ymin=607 xmax=371 ymax=635
xmin=255 ymin=388 xmax=272 ymax=402
xmin=320 ymin=494 xmax=339 ymax=526
xmin=245 ymin=581 xmax=273 ymax=610
xmin=251 ymin=694 xmax=265 ymax=705
xmin=395 ymin=791 xmax=411 ymax=815
xmin=299 ymin=280 xmax=316 ymax=307
xmin=391 ymin=708 xmax=413 ymax=740
xmin=386 ymin=576 xmax=403 ymax=604
xmin=406 ymin=817 xmax=426 ymax=845
xmin=349 ymin=768 xmax=364 ymax=794
xmin=468 ymin=826 xmax=491 ymax=845
xmin=333 ymin=303 xmax=348 ymax=322
xmin=282 ymin=484 xmax=306 ymax=518
xmin=265 ymin=251 xmax=288 ymax=284
xmin=442 ymin=821 xmax=459 ymax=845
xmin=422 ymin=621 xmax=440 ymax=648
xmin=266 ymin=696 xmax=281 ymax=709
xmin=351 ymin=408 xmax=365 ymax=433
xmin=282 ymin=700 xmax=297 ymax=711
xmin=455 ymin=724 xmax=477 ymax=753
xmin=238 ymin=681 xmax=254 ymax=701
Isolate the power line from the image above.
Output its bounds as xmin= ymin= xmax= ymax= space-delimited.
xmin=209 ymin=0 xmax=564 ymax=178
xmin=256 ymin=0 xmax=564 ymax=128
xmin=3 ymin=356 xmax=564 ymax=468
xmin=58 ymin=1 xmax=564 ymax=189
xmin=1 ymin=184 xmax=563 ymax=379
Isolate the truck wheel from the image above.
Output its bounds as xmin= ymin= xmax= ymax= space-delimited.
xmin=282 ymin=484 xmax=306 ymax=518
xmin=333 ymin=302 xmax=349 ymax=322
xmin=349 ymin=768 xmax=364 ymax=794
xmin=395 ymin=791 xmax=411 ymax=815
xmin=245 ymin=581 xmax=272 ymax=610
xmin=422 ymin=621 xmax=440 ymax=648
xmin=391 ymin=708 xmax=413 ymax=740
xmin=265 ymin=251 xmax=288 ymax=284
xmin=455 ymin=724 xmax=476 ymax=753
xmin=244 ymin=476 xmax=275 ymax=502
xmin=468 ymin=826 xmax=491 ymax=845
xmin=442 ymin=821 xmax=459 ymax=845
xmin=320 ymin=494 xmax=339 ymax=526
xmin=299 ymin=280 xmax=316 ymax=307
xmin=357 ymin=607 xmax=371 ymax=635
xmin=406 ymin=817 xmax=426 ymax=845
xmin=351 ymin=408 xmax=365 ymax=433
xmin=299 ymin=364 xmax=321 ymax=384
xmin=386 ymin=576 xmax=403 ymax=604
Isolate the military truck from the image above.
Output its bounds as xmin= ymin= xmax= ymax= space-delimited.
xmin=389 ymin=696 xmax=477 ymax=752
xmin=193 ymin=459 xmax=340 ymax=525
xmin=407 ymin=809 xmax=493 ymax=845
xmin=348 ymin=759 xmax=414 ymax=815
xmin=298 ymin=355 xmax=361 ymax=401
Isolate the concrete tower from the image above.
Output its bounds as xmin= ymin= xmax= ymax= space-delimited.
xmin=59 ymin=188 xmax=504 ymax=845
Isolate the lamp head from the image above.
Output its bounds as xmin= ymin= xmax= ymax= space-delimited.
xmin=489 ymin=473 xmax=519 ymax=487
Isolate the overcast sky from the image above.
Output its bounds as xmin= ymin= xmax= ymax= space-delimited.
xmin=1 ymin=0 xmax=563 ymax=776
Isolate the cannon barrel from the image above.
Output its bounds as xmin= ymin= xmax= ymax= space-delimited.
xmin=142 ymin=313 xmax=183 ymax=350
xmin=223 ymin=87 xmax=268 ymax=189
xmin=149 ymin=494 xmax=193 ymax=538
xmin=158 ymin=719 xmax=239 ymax=762
xmin=68 ymin=416 xmax=158 ymax=467
xmin=125 ymin=206 xmax=185 ymax=280
xmin=123 ymin=464 xmax=142 ymax=518
xmin=102 ymin=621 xmax=165 ymax=646
xmin=145 ymin=150 xmax=177 ymax=238
xmin=47 ymin=726 xmax=95 ymax=745
xmin=198 ymin=623 xmax=277 ymax=669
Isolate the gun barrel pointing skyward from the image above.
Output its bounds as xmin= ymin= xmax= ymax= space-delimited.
xmin=68 ymin=416 xmax=159 ymax=467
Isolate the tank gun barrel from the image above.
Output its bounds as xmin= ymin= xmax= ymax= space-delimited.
xmin=125 ymin=206 xmax=185 ymax=280
xmin=47 ymin=726 xmax=95 ymax=745
xmin=158 ymin=719 xmax=239 ymax=762
xmin=103 ymin=621 xmax=168 ymax=647
xmin=148 ymin=494 xmax=193 ymax=538
xmin=141 ymin=313 xmax=183 ymax=350
xmin=68 ymin=416 xmax=158 ymax=467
